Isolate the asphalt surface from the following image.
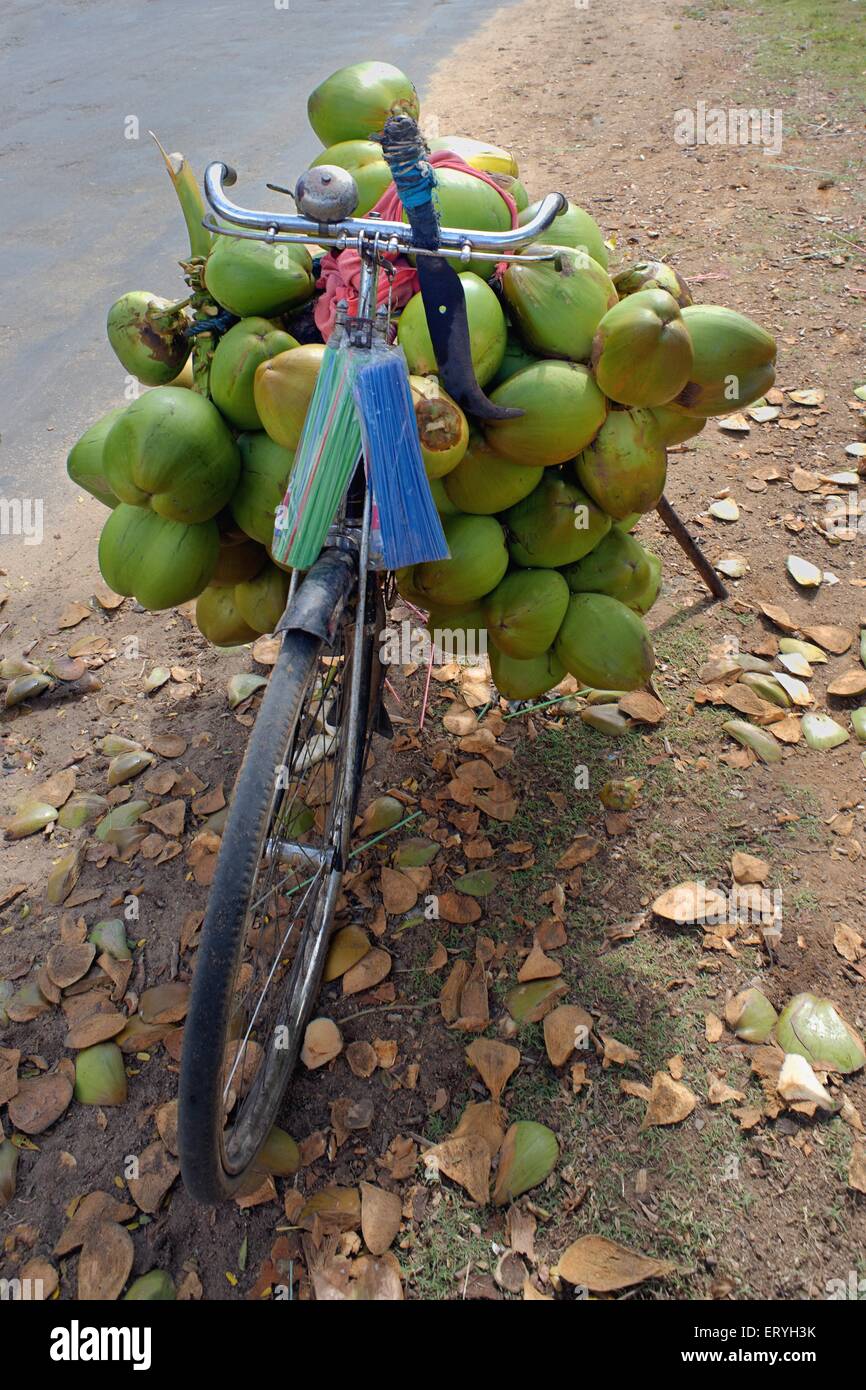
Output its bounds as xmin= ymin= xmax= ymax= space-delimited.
xmin=0 ymin=0 xmax=513 ymax=512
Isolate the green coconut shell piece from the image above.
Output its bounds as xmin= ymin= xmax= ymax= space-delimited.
xmin=506 ymin=978 xmax=568 ymax=1024
xmin=88 ymin=919 xmax=132 ymax=961
xmin=74 ymin=1042 xmax=128 ymax=1105
xmin=253 ymin=1126 xmax=301 ymax=1177
xmin=774 ymin=993 xmax=866 ymax=1074
xmin=123 ymin=1270 xmax=176 ymax=1301
xmin=492 ymin=1121 xmax=559 ymax=1205
xmin=726 ymin=987 xmax=778 ymax=1043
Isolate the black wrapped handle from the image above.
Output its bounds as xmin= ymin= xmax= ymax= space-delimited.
xmin=376 ymin=115 xmax=522 ymax=423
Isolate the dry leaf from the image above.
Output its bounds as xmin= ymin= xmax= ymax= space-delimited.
xmin=127 ymin=1141 xmax=179 ymax=1213
xmin=342 ymin=947 xmax=391 ymax=996
xmin=834 ymin=924 xmax=864 ymax=964
xmin=517 ymin=943 xmax=561 ymax=982
xmin=652 ymin=881 xmax=727 ymax=925
xmin=451 ymin=1101 xmax=507 ymax=1158
xmin=556 ymin=1235 xmax=674 ymax=1291
xmin=360 ymin=1182 xmax=402 ymax=1255
xmin=731 ymin=851 xmax=769 ymax=884
xmin=618 ymin=691 xmax=666 ymax=724
xmin=544 ymin=1005 xmax=593 ymax=1067
xmin=424 ymin=1136 xmax=490 ymax=1204
xmin=600 ymin=1035 xmax=639 ymax=1068
xmin=641 ymin=1071 xmax=697 ymax=1129
xmin=380 ymin=867 xmax=418 ymax=915
xmin=848 ymin=1144 xmax=866 ymax=1194
xmin=301 ymin=1018 xmax=342 ymax=1069
xmin=77 ymin=1221 xmax=134 ymax=1300
xmin=465 ymin=1039 xmax=520 ymax=1100
xmin=555 ymin=835 xmax=599 ymax=870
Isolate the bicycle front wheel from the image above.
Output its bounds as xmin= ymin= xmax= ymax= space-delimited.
xmin=179 ymin=577 xmax=380 ymax=1203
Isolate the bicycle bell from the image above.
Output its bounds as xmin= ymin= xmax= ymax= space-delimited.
xmin=294 ymin=165 xmax=359 ymax=222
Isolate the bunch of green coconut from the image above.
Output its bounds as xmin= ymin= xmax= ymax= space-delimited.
xmin=66 ymin=59 xmax=777 ymax=691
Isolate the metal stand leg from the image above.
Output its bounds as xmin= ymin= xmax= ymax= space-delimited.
xmin=656 ymin=494 xmax=729 ymax=602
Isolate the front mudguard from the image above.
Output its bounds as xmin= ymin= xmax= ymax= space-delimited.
xmin=275 ymin=548 xmax=357 ymax=645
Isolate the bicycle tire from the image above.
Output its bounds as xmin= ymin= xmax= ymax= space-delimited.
xmin=179 ymin=583 xmax=381 ymax=1203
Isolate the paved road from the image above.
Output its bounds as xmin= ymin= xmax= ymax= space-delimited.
xmin=0 ymin=0 xmax=512 ymax=512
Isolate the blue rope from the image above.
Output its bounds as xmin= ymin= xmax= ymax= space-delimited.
xmin=389 ymin=152 xmax=437 ymax=211
xmin=186 ymin=309 xmax=237 ymax=339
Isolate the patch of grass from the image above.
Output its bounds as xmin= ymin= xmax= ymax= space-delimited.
xmin=407 ymin=1192 xmax=490 ymax=1300
xmin=686 ymin=0 xmax=866 ymax=124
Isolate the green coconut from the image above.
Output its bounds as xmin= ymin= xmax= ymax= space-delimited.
xmin=409 ymin=166 xmax=512 ymax=280
xmin=210 ymin=318 xmax=298 ymax=430
xmin=204 ymin=236 xmax=314 ymax=318
xmin=211 ymin=536 xmax=268 ymax=586
xmin=103 ymin=387 xmax=240 ymax=524
xmin=254 ymin=343 xmax=326 ymax=451
xmin=774 ymin=993 xmax=866 ymax=1074
xmin=66 ymin=407 xmax=125 ymax=508
xmin=106 ymin=292 xmax=190 ymax=386
xmin=485 ymin=361 xmax=607 ymax=467
xmin=74 ymin=1042 xmax=127 ymax=1105
xmin=519 ymin=199 xmax=608 ymax=268
xmin=563 ymin=525 xmax=654 ymax=609
xmin=482 ymin=569 xmax=569 ymax=659
xmin=428 ymin=477 xmax=460 ymax=517
xmin=409 ymin=377 xmax=469 ymax=479
xmin=232 ymin=432 xmax=295 ymax=546
xmin=488 ymin=330 xmax=538 ymax=389
xmin=398 ymin=272 xmax=506 ymax=386
xmin=425 ymin=602 xmax=488 ymax=660
xmin=504 ymin=472 xmax=611 ymax=569
xmin=494 ymin=173 xmax=529 ymax=212
xmin=235 ymin=561 xmax=291 ymax=635
xmin=613 ymin=260 xmax=693 ymax=307
xmin=555 ymin=593 xmax=655 ymax=691
xmin=98 ymin=504 xmax=219 ymax=611
xmin=414 ymin=514 xmax=509 ymax=606
xmin=503 ymin=245 xmax=618 ymax=363
xmin=311 ymin=139 xmax=392 ymax=214
xmin=443 ymin=428 xmax=542 ymax=514
xmin=592 ymin=289 xmax=693 ymax=408
xmin=628 ymin=548 xmax=662 ymax=615
xmin=669 ymin=305 xmax=777 ymax=417
xmin=574 ymin=407 xmax=667 ymax=520
xmin=489 ymin=645 xmax=565 ymax=702
xmin=395 ymin=565 xmax=429 ymax=605
xmin=428 ymin=135 xmax=518 ymax=176
xmin=650 ymin=406 xmax=707 ymax=447
xmin=308 ymin=61 xmax=419 ymax=147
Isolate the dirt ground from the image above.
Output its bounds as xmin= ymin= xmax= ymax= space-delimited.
xmin=2 ymin=0 xmax=865 ymax=1301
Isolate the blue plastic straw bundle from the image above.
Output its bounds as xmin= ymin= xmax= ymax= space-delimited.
xmin=353 ymin=349 xmax=449 ymax=571
xmin=272 ymin=338 xmax=362 ymax=571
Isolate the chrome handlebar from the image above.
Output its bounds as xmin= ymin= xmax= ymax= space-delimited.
xmin=202 ymin=161 xmax=567 ymax=263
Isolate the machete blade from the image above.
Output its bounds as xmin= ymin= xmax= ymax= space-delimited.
xmin=414 ymin=254 xmax=522 ymax=421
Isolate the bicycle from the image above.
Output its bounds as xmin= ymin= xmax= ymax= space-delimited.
xmin=177 ymin=118 xmax=565 ymax=1203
